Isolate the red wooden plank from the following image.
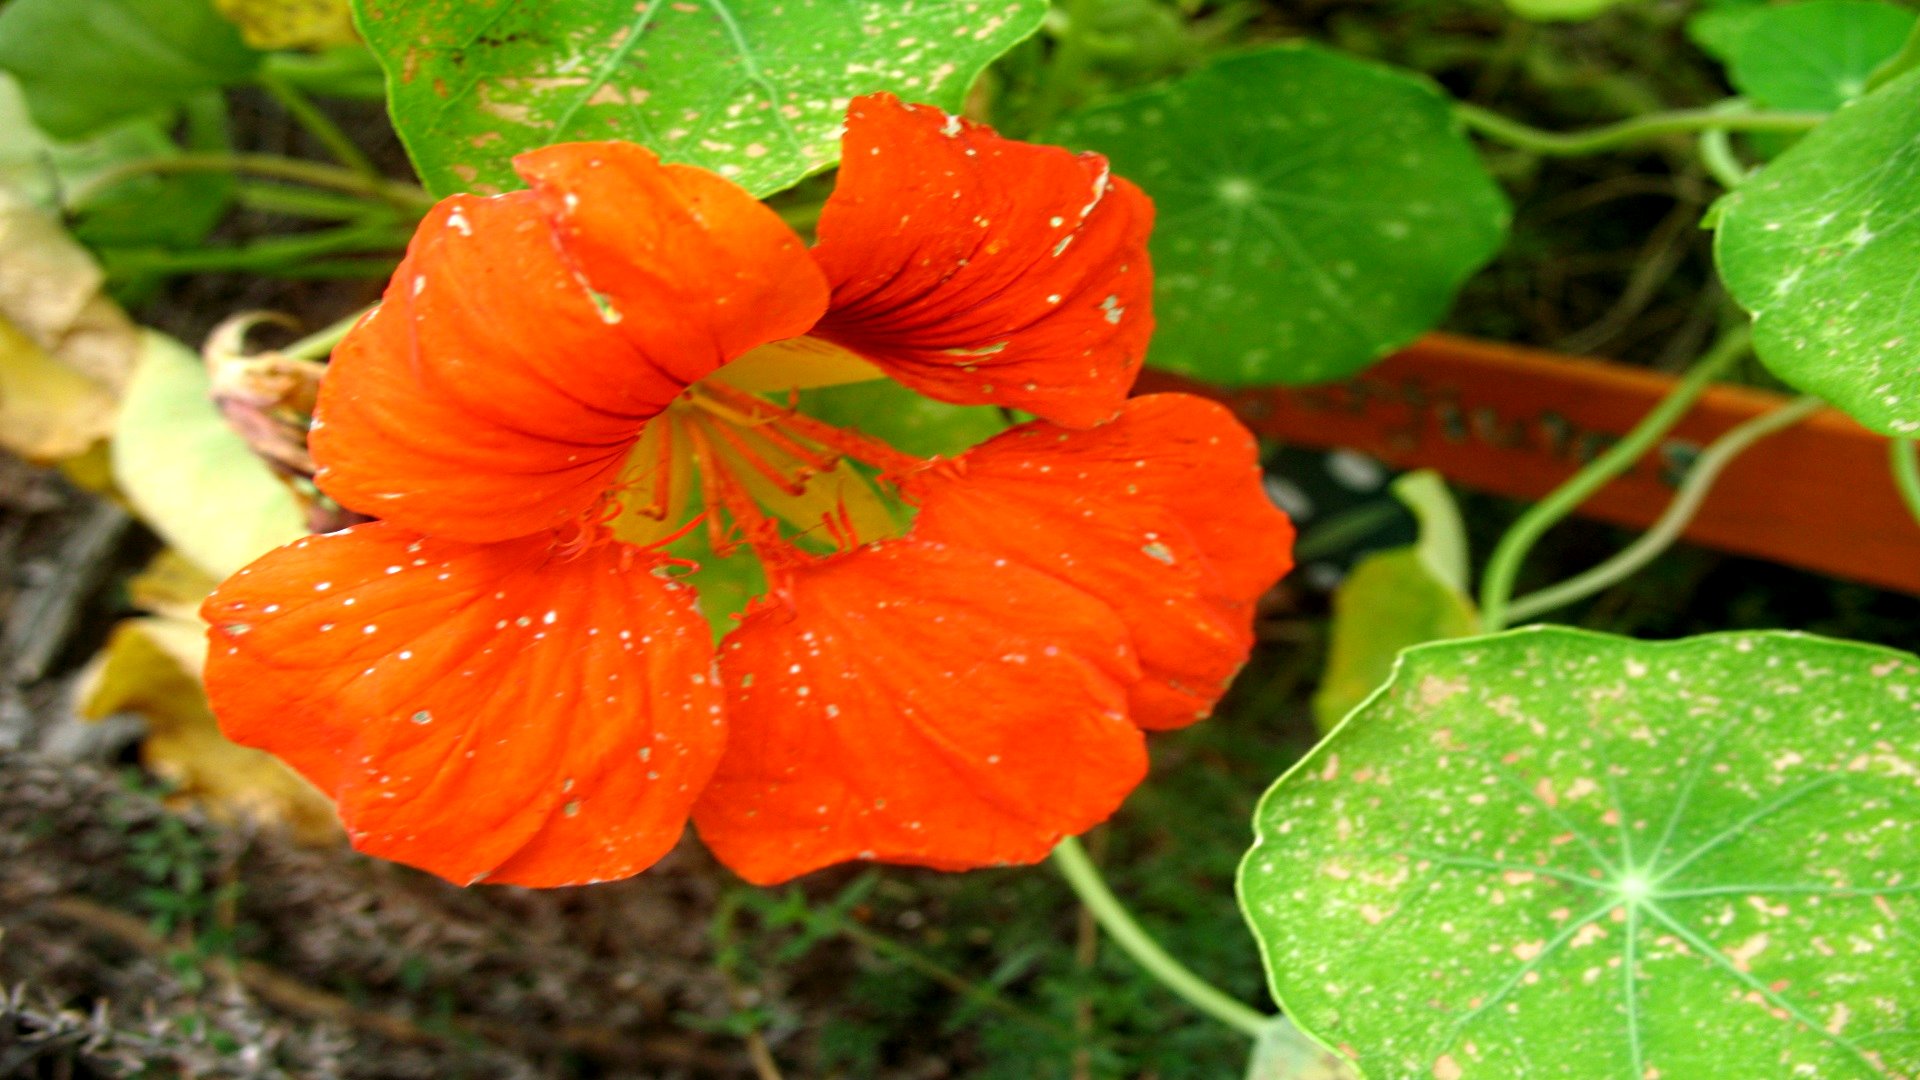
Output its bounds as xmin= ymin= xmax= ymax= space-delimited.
xmin=1136 ymin=332 xmax=1920 ymax=596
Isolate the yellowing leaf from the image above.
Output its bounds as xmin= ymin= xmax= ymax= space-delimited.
xmin=80 ymin=613 xmax=339 ymax=845
xmin=112 ymin=332 xmax=309 ymax=579
xmin=0 ymin=189 xmax=138 ymax=459
xmin=130 ymin=549 xmax=223 ymax=622
xmin=1314 ymin=470 xmax=1480 ymax=731
xmin=55 ymin=438 xmax=116 ymax=494
xmin=0 ymin=191 xmax=136 ymax=381
xmin=1312 ymin=548 xmax=1480 ymax=732
xmin=0 ymin=314 xmax=118 ymax=458
xmin=213 ymin=0 xmax=357 ymax=50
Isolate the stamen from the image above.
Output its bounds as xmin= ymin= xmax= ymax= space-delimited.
xmin=683 ymin=415 xmax=811 ymax=571
xmin=701 ymin=413 xmax=814 ymax=496
xmin=737 ymin=413 xmax=843 ymax=475
xmin=687 ymin=387 xmax=846 ymax=477
xmin=642 ymin=509 xmax=711 ymax=554
xmin=682 ymin=414 xmax=743 ymax=558
xmin=637 ymin=416 xmax=678 ymax=520
xmin=820 ymin=509 xmax=848 ymax=551
xmin=695 ymin=382 xmax=927 ymax=479
xmin=551 ymin=495 xmax=622 ymax=561
xmin=817 ymin=500 xmax=864 ymax=553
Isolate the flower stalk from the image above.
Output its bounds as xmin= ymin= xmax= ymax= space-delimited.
xmin=1890 ymin=439 xmax=1920 ymax=528
xmin=1050 ymin=835 xmax=1270 ymax=1039
xmin=1478 ymin=325 xmax=1751 ymax=632
xmin=1503 ymin=393 xmax=1825 ymax=624
xmin=1456 ymin=102 xmax=1826 ymax=157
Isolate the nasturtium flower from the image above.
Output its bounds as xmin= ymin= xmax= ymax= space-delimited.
xmin=201 ymin=94 xmax=1295 ymax=888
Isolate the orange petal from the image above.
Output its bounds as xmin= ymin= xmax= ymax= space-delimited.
xmin=312 ymin=143 xmax=827 ymax=543
xmin=516 ymin=142 xmax=829 ymax=387
xmin=811 ymin=94 xmax=1155 ymax=429
xmin=202 ymin=522 xmax=724 ymax=887
xmin=905 ymin=394 xmax=1295 ymax=730
xmin=692 ymin=540 xmax=1146 ymax=885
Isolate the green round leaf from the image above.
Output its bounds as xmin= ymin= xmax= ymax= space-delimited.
xmin=0 ymin=0 xmax=258 ymax=140
xmin=113 ymin=332 xmax=308 ymax=578
xmin=1714 ymin=0 xmax=1917 ymax=112
xmin=1049 ymin=45 xmax=1508 ymax=387
xmin=353 ymin=0 xmax=1045 ymax=198
xmin=1687 ymin=4 xmax=1761 ymax=64
xmin=1243 ymin=627 xmax=1920 ymax=1079
xmin=1714 ymin=69 xmax=1920 ymax=436
xmin=0 ymin=82 xmax=235 ymax=253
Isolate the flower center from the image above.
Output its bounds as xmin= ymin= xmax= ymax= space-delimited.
xmin=606 ymin=381 xmax=926 ymax=577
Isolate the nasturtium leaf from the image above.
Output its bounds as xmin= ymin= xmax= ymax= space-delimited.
xmin=353 ymin=0 xmax=1046 ymax=198
xmin=0 ymin=79 xmax=235 ymax=253
xmin=1687 ymin=5 xmax=1758 ymax=63
xmin=0 ymin=0 xmax=259 ymax=139
xmin=1708 ymin=0 xmax=1917 ymax=112
xmin=113 ymin=332 xmax=308 ymax=578
xmin=1714 ymin=69 xmax=1920 ymax=436
xmin=66 ymin=92 xmax=234 ymax=253
xmin=1243 ymin=627 xmax=1920 ymax=1080
xmin=1050 ymin=46 xmax=1509 ymax=386
xmin=0 ymin=77 xmax=222 ymax=249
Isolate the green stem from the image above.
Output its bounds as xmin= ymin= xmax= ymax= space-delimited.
xmin=259 ymin=47 xmax=389 ymax=101
xmin=256 ymin=70 xmax=382 ymax=185
xmin=236 ymin=182 xmax=399 ymax=220
xmin=73 ymin=153 xmax=435 ymax=215
xmin=285 ymin=304 xmax=376 ymax=360
xmin=1456 ymin=102 xmax=1825 ymax=157
xmin=1697 ymin=127 xmax=1749 ymax=188
xmin=1505 ymin=394 xmax=1824 ymax=624
xmin=251 ymin=259 xmax=406 ymax=280
xmin=1697 ymin=97 xmax=1765 ymax=188
xmin=102 ymin=222 xmax=413 ymax=276
xmin=1477 ymin=325 xmax=1752 ymax=632
xmin=1051 ymin=836 xmax=1269 ymax=1039
xmin=1890 ymin=440 xmax=1920 ymax=528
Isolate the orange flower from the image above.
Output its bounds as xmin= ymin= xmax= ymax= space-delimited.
xmin=201 ymin=94 xmax=1294 ymax=888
